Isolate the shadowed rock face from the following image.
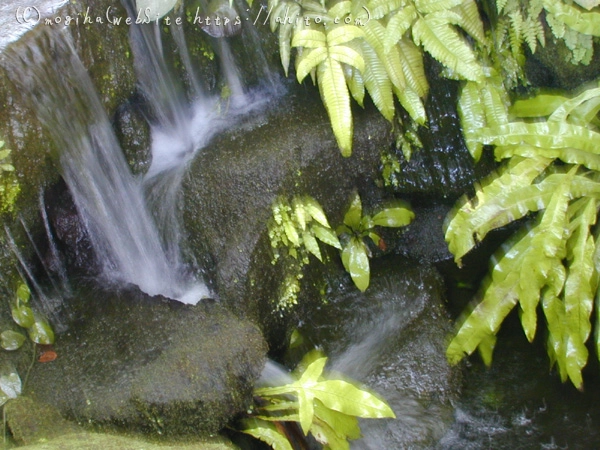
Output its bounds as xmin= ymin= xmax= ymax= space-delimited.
xmin=24 ymin=285 xmax=267 ymax=436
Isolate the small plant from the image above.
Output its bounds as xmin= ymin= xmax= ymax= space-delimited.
xmin=0 ymin=141 xmax=20 ymax=215
xmin=4 ymin=282 xmax=54 ymax=349
xmin=240 ymin=351 xmax=395 ymax=449
xmin=337 ymin=193 xmax=414 ymax=291
xmin=268 ymin=195 xmax=341 ymax=311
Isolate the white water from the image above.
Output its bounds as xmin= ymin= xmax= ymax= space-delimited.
xmin=4 ymin=0 xmax=278 ymax=303
xmin=5 ymin=28 xmax=211 ymax=303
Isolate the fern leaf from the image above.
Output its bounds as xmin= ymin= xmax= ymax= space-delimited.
xmin=446 ymin=236 xmax=529 ymax=364
xmin=518 ymin=168 xmax=572 ymax=342
xmin=360 ymin=42 xmax=395 ymax=122
xmin=394 ymin=85 xmax=427 ymax=125
xmin=542 ymin=291 xmax=568 ymax=382
xmin=481 ymin=81 xmax=509 ymax=127
xmin=444 ymin=155 xmax=553 ymax=263
xmin=363 ymin=20 xmax=406 ymax=91
xmin=542 ymin=0 xmax=600 ymax=36
xmin=479 ymin=122 xmax=600 ymax=154
xmin=384 ymin=5 xmax=418 ymax=53
xmin=563 ymin=197 xmax=597 ymax=389
xmin=278 ymin=3 xmax=302 ymax=76
xmin=412 ymin=13 xmax=484 ymax=82
xmin=548 ymin=87 xmax=600 ymax=124
xmin=508 ymin=10 xmax=524 ymax=56
xmin=511 ymin=94 xmax=570 ymax=118
xmin=326 ymin=25 xmax=365 ymax=47
xmin=495 ymin=145 xmax=600 ymax=172
xmin=523 ymin=16 xmax=539 ymax=53
xmin=317 ymin=58 xmax=354 ymax=156
xmin=458 ymin=81 xmax=486 ymax=160
xmin=344 ymin=63 xmax=365 ymax=107
xmin=496 ymin=0 xmax=508 ymax=13
xmin=328 ymin=45 xmax=365 ymax=72
xmin=397 ymin=38 xmax=429 ymax=98
xmin=367 ymin=0 xmax=404 ymax=19
xmin=328 ymin=0 xmax=352 ymax=18
xmin=414 ymin=0 xmax=464 ymax=14
xmin=296 ymin=47 xmax=328 ymax=82
xmin=292 ymin=28 xmax=327 ymax=48
xmin=452 ymin=0 xmax=486 ymax=44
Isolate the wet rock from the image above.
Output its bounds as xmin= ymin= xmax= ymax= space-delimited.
xmin=296 ymin=256 xmax=461 ymax=449
xmin=25 ymin=285 xmax=267 ymax=436
xmin=113 ymin=97 xmax=152 ymax=176
xmin=43 ymin=181 xmax=97 ymax=275
xmin=526 ymin=38 xmax=600 ymax=90
xmin=182 ymin=90 xmax=392 ymax=347
xmin=16 ymin=434 xmax=237 ymax=450
xmin=382 ymin=61 xmax=496 ymax=200
xmin=6 ymin=396 xmax=237 ymax=449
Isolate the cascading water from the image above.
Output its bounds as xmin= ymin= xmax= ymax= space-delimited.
xmin=4 ymin=27 xmax=210 ymax=302
xmin=5 ymin=0 xmax=278 ymax=304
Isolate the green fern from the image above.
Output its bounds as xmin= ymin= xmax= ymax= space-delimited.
xmin=262 ymin=0 xmax=486 ymax=156
xmin=446 ymin=80 xmax=600 ymax=389
xmin=494 ymin=0 xmax=600 ymax=66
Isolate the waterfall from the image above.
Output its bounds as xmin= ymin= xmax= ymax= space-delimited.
xmin=5 ymin=28 xmax=210 ymax=303
xmin=4 ymin=0 xmax=279 ymax=304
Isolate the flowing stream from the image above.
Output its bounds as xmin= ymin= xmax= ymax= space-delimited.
xmin=4 ymin=3 xmax=273 ymax=303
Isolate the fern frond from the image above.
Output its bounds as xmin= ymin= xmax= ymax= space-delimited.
xmin=397 ymin=38 xmax=429 ymax=98
xmin=363 ymin=20 xmax=406 ymax=90
xmin=383 ymin=5 xmax=418 ymax=53
xmin=317 ymin=58 xmax=354 ymax=156
xmin=344 ymin=63 xmax=365 ymax=107
xmin=458 ymin=81 xmax=486 ymax=160
xmin=542 ymin=0 xmax=600 ymax=36
xmin=452 ymin=0 xmax=487 ymax=44
xmin=496 ymin=0 xmax=509 ymax=14
xmin=414 ymin=0 xmax=464 ymax=14
xmin=412 ymin=12 xmax=484 ymax=82
xmin=562 ymin=197 xmax=597 ymax=389
xmin=394 ymin=85 xmax=427 ymax=124
xmin=366 ymin=0 xmax=404 ymax=19
xmin=360 ymin=42 xmax=395 ymax=121
xmin=444 ymin=155 xmax=553 ymax=262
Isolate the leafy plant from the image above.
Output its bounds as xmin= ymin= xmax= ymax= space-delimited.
xmin=5 ymin=282 xmax=54 ymax=348
xmin=240 ymin=351 xmax=395 ymax=449
xmin=267 ymin=0 xmax=486 ymax=155
xmin=337 ymin=193 xmax=414 ymax=291
xmin=445 ymin=78 xmax=600 ymax=389
xmin=0 ymin=364 xmax=21 ymax=408
xmin=268 ymin=196 xmax=341 ymax=310
xmin=0 ymin=141 xmax=20 ymax=215
xmin=492 ymin=0 xmax=600 ymax=66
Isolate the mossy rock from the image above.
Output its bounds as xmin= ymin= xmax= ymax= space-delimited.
xmin=24 ymin=285 xmax=267 ymax=436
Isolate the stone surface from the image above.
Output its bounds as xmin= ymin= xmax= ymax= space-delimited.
xmin=182 ymin=89 xmax=393 ymax=347
xmin=24 ymin=285 xmax=267 ymax=436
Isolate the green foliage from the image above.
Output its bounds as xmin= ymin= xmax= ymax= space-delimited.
xmin=268 ymin=196 xmax=341 ymax=310
xmin=3 ymin=282 xmax=54 ymax=349
xmin=0 ymin=364 xmax=21 ymax=408
xmin=266 ymin=0 xmax=486 ymax=155
xmin=493 ymin=0 xmax=600 ymax=66
xmin=445 ymin=79 xmax=600 ymax=389
xmin=240 ymin=351 xmax=395 ymax=449
xmin=0 ymin=142 xmax=20 ymax=215
xmin=337 ymin=193 xmax=414 ymax=291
